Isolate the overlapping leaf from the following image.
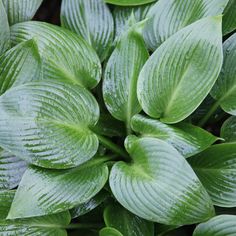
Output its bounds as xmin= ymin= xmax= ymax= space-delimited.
xmin=138 ymin=17 xmax=223 ymax=123
xmin=8 ymin=157 xmax=108 ymax=219
xmin=61 ymin=0 xmax=114 ymax=61
xmin=110 ymin=136 xmax=214 ymax=225
xmin=105 ymin=0 xmax=156 ymax=6
xmin=0 ymin=81 xmax=100 ymax=169
xmin=131 ymin=114 xmax=217 ymax=157
xmin=104 ymin=204 xmax=154 ymax=236
xmin=100 ymin=227 xmax=123 ymax=236
xmin=11 ymin=21 xmax=101 ymax=89
xmin=0 ymin=191 xmax=70 ymax=236
xmin=2 ymin=0 xmax=43 ymax=25
xmin=223 ymin=0 xmax=236 ymax=35
xmin=193 ymin=215 xmax=236 ymax=236
xmin=189 ymin=143 xmax=236 ymax=207
xmin=103 ymin=23 xmax=148 ymax=130
xmin=211 ymin=33 xmax=236 ymax=115
xmin=0 ymin=149 xmax=27 ymax=190
xmin=221 ymin=116 xmax=236 ymax=142
xmin=0 ymin=39 xmax=41 ymax=95
xmin=0 ymin=0 xmax=9 ymax=55
xmin=144 ymin=0 xmax=228 ymax=50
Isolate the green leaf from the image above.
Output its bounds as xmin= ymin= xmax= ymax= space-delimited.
xmin=61 ymin=0 xmax=114 ymax=61
xmin=189 ymin=143 xmax=236 ymax=207
xmin=221 ymin=116 xmax=236 ymax=142
xmin=0 ymin=81 xmax=100 ymax=169
xmin=0 ymin=0 xmax=10 ymax=55
xmin=0 ymin=149 xmax=27 ymax=190
xmin=144 ymin=0 xmax=228 ymax=50
xmin=109 ymin=136 xmax=214 ymax=225
xmin=103 ymin=24 xmax=149 ymax=130
xmin=2 ymin=0 xmax=43 ymax=25
xmin=104 ymin=204 xmax=154 ymax=236
xmin=11 ymin=21 xmax=101 ymax=89
xmin=113 ymin=3 xmax=153 ymax=40
xmin=211 ymin=33 xmax=236 ymax=116
xmin=0 ymin=190 xmax=70 ymax=236
xmin=70 ymin=190 xmax=109 ymax=218
xmin=223 ymin=0 xmax=236 ymax=35
xmin=131 ymin=114 xmax=218 ymax=158
xmin=138 ymin=16 xmax=223 ymax=123
xmin=105 ymin=0 xmax=156 ymax=6
xmin=193 ymin=215 xmax=236 ymax=236
xmin=100 ymin=227 xmax=123 ymax=236
xmin=0 ymin=39 xmax=41 ymax=95
xmin=7 ymin=157 xmax=108 ymax=219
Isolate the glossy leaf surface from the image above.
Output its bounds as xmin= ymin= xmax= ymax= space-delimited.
xmin=11 ymin=21 xmax=101 ymax=89
xmin=221 ymin=116 xmax=236 ymax=142
xmin=105 ymin=0 xmax=156 ymax=6
xmin=211 ymin=33 xmax=236 ymax=115
xmin=138 ymin=17 xmax=223 ymax=123
xmin=223 ymin=0 xmax=236 ymax=35
xmin=189 ymin=143 xmax=236 ymax=207
xmin=110 ymin=136 xmax=214 ymax=225
xmin=61 ymin=0 xmax=114 ymax=61
xmin=0 ymin=149 xmax=27 ymax=190
xmin=104 ymin=204 xmax=154 ymax=236
xmin=144 ymin=0 xmax=228 ymax=50
xmin=131 ymin=114 xmax=217 ymax=157
xmin=0 ymin=81 xmax=100 ymax=169
xmin=0 ymin=190 xmax=70 ymax=236
xmin=0 ymin=39 xmax=41 ymax=95
xmin=8 ymin=158 xmax=108 ymax=219
xmin=193 ymin=215 xmax=236 ymax=236
xmin=100 ymin=227 xmax=123 ymax=236
xmin=0 ymin=0 xmax=9 ymax=54
xmin=103 ymin=24 xmax=148 ymax=126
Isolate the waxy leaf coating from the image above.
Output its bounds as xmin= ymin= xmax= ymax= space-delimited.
xmin=138 ymin=16 xmax=223 ymax=123
xmin=105 ymin=0 xmax=156 ymax=6
xmin=110 ymin=136 xmax=214 ymax=225
xmin=100 ymin=227 xmax=123 ymax=236
xmin=223 ymin=0 xmax=236 ymax=35
xmin=0 ymin=0 xmax=9 ymax=55
xmin=0 ymin=81 xmax=100 ymax=169
xmin=221 ymin=116 xmax=236 ymax=142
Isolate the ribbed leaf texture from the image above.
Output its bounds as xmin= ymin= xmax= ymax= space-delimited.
xmin=10 ymin=21 xmax=101 ymax=89
xmin=144 ymin=0 xmax=228 ymax=50
xmin=110 ymin=136 xmax=214 ymax=225
xmin=61 ymin=0 xmax=114 ymax=61
xmin=0 ymin=81 xmax=100 ymax=169
xmin=105 ymin=0 xmax=156 ymax=6
xmin=138 ymin=16 xmax=223 ymax=123
xmin=221 ymin=116 xmax=236 ymax=142
xmin=223 ymin=0 xmax=236 ymax=35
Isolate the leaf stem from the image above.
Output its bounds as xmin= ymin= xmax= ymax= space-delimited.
xmin=96 ymin=134 xmax=130 ymax=161
xmin=66 ymin=223 xmax=103 ymax=230
xmin=198 ymin=100 xmax=220 ymax=127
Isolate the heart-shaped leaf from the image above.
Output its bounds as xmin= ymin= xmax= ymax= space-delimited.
xmin=11 ymin=21 xmax=101 ymax=89
xmin=2 ymin=0 xmax=43 ymax=25
xmin=223 ymin=0 xmax=236 ymax=35
xmin=109 ymin=136 xmax=214 ymax=225
xmin=113 ymin=3 xmax=153 ymax=40
xmin=193 ymin=215 xmax=236 ymax=236
xmin=7 ymin=157 xmax=109 ymax=219
xmin=131 ymin=114 xmax=218 ymax=158
xmin=0 ymin=39 xmax=41 ymax=95
xmin=144 ymin=0 xmax=228 ymax=50
xmin=0 ymin=80 xmax=100 ymax=169
xmin=105 ymin=0 xmax=156 ymax=6
xmin=100 ymin=227 xmax=123 ymax=236
xmin=189 ymin=143 xmax=236 ymax=207
xmin=221 ymin=116 xmax=236 ymax=142
xmin=0 ymin=0 xmax=9 ymax=55
xmin=70 ymin=190 xmax=109 ymax=218
xmin=104 ymin=204 xmax=154 ymax=236
xmin=0 ymin=149 xmax=27 ymax=190
xmin=103 ymin=23 xmax=149 ymax=131
xmin=0 ymin=190 xmax=71 ymax=236
xmin=138 ymin=16 xmax=223 ymax=123
xmin=211 ymin=33 xmax=236 ymax=116
xmin=61 ymin=0 xmax=114 ymax=61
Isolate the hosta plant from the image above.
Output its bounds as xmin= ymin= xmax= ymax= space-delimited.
xmin=0 ymin=0 xmax=236 ymax=235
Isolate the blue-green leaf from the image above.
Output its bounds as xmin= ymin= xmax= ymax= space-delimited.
xmin=105 ymin=0 xmax=156 ymax=6
xmin=221 ymin=116 xmax=236 ymax=142
xmin=223 ymin=0 xmax=236 ymax=35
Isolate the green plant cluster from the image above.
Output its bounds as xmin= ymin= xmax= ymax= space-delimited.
xmin=0 ymin=0 xmax=236 ymax=235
